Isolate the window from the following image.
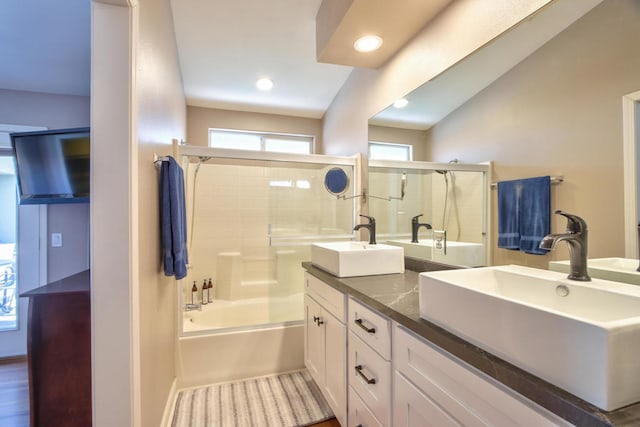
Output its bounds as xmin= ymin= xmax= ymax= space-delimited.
xmin=369 ymin=141 xmax=412 ymax=161
xmin=209 ymin=129 xmax=313 ymax=154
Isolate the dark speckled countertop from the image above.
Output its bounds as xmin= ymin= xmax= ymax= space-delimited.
xmin=302 ymin=261 xmax=640 ymax=427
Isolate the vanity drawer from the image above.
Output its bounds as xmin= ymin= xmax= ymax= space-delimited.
xmin=349 ymin=386 xmax=383 ymax=427
xmin=348 ymin=331 xmax=391 ymax=426
xmin=393 ymin=324 xmax=571 ymax=426
xmin=348 ymin=298 xmax=391 ymax=360
xmin=304 ymin=272 xmax=345 ymax=322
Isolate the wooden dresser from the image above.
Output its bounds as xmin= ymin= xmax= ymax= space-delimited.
xmin=20 ymin=270 xmax=91 ymax=427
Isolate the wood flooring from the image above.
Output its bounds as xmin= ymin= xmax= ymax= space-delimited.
xmin=0 ymin=357 xmax=341 ymax=427
xmin=0 ymin=356 xmax=29 ymax=427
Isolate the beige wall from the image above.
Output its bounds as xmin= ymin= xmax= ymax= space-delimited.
xmin=426 ymin=0 xmax=640 ymax=268
xmin=368 ymin=125 xmax=428 ymax=161
xmin=92 ymin=0 xmax=185 ymax=425
xmin=187 ymin=106 xmax=323 ymax=152
xmin=136 ymin=0 xmax=187 ymax=425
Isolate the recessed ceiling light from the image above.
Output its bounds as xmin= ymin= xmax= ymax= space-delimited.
xmin=256 ymin=78 xmax=273 ymax=91
xmin=353 ymin=35 xmax=383 ymax=53
xmin=394 ymin=98 xmax=409 ymax=108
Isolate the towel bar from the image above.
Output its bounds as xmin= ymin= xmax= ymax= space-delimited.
xmin=491 ymin=175 xmax=563 ymax=188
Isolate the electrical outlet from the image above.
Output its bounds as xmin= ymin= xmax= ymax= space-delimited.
xmin=51 ymin=233 xmax=63 ymax=248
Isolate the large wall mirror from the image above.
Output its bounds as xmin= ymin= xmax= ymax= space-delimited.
xmin=368 ymin=1 xmax=640 ymax=269
xmin=367 ymin=160 xmax=490 ymax=267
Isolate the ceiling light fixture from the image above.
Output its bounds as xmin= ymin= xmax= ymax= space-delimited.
xmin=394 ymin=98 xmax=409 ymax=108
xmin=353 ymin=35 xmax=383 ymax=53
xmin=256 ymin=78 xmax=273 ymax=91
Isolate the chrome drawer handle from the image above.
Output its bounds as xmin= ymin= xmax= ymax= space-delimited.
xmin=354 ymin=365 xmax=376 ymax=385
xmin=355 ymin=318 xmax=376 ymax=334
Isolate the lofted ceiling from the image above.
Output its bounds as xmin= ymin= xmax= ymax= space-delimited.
xmin=0 ymin=0 xmax=600 ymax=128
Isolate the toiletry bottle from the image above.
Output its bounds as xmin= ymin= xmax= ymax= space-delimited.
xmin=202 ymin=279 xmax=208 ymax=305
xmin=191 ymin=281 xmax=198 ymax=305
xmin=208 ymin=278 xmax=214 ymax=302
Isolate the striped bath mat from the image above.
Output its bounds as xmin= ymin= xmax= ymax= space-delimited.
xmin=171 ymin=369 xmax=334 ymax=427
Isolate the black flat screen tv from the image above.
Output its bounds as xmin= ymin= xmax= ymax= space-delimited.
xmin=10 ymin=127 xmax=90 ymax=205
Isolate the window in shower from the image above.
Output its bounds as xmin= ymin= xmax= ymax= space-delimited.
xmin=209 ymin=129 xmax=313 ymax=154
xmin=181 ymin=153 xmax=355 ymax=334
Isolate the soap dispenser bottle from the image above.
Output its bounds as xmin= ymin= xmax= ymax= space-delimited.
xmin=207 ymin=278 xmax=214 ymax=302
xmin=201 ymin=279 xmax=208 ymax=305
xmin=191 ymin=281 xmax=198 ymax=305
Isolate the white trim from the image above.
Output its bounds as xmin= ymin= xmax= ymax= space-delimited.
xmin=38 ymin=206 xmax=48 ymax=286
xmin=161 ymin=378 xmax=178 ymax=427
xmin=623 ymin=90 xmax=640 ymax=257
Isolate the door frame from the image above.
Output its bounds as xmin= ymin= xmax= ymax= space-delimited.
xmin=623 ymin=91 xmax=640 ymax=258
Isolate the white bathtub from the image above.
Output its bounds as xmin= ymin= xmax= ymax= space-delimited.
xmin=177 ymin=293 xmax=305 ymax=388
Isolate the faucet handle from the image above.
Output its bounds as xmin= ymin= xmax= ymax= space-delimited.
xmin=359 ymin=214 xmax=375 ymax=224
xmin=411 ymin=214 xmax=423 ymax=223
xmin=555 ymin=210 xmax=587 ymax=233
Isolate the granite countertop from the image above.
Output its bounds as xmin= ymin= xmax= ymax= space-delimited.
xmin=302 ymin=262 xmax=640 ymax=427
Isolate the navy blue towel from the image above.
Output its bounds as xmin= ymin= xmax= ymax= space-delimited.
xmin=498 ymin=176 xmax=551 ymax=255
xmin=160 ymin=156 xmax=188 ymax=279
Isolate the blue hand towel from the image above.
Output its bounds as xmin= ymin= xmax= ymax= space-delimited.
xmin=497 ymin=176 xmax=551 ymax=255
xmin=160 ymin=156 xmax=188 ymax=279
xmin=519 ymin=176 xmax=551 ymax=254
xmin=497 ymin=179 xmax=522 ymax=250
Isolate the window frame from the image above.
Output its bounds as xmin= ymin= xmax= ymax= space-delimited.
xmin=209 ymin=128 xmax=315 ymax=154
xmin=368 ymin=141 xmax=413 ymax=161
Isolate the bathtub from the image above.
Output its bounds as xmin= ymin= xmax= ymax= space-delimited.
xmin=177 ymin=292 xmax=305 ymax=388
xmin=182 ymin=292 xmax=304 ymax=333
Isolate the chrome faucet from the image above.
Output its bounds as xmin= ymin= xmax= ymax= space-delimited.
xmin=354 ymin=214 xmax=376 ymax=245
xmin=411 ymin=214 xmax=432 ymax=243
xmin=539 ymin=210 xmax=590 ymax=281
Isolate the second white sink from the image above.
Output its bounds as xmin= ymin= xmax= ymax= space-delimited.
xmin=419 ymin=265 xmax=640 ymax=411
xmin=311 ymin=241 xmax=404 ymax=277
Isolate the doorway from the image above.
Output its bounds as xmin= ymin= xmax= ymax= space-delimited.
xmin=0 ymin=125 xmax=47 ymax=357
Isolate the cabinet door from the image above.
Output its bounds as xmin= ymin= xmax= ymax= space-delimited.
xmin=324 ymin=310 xmax=346 ymax=426
xmin=395 ymin=372 xmax=467 ymax=427
xmin=304 ymin=295 xmax=324 ymax=387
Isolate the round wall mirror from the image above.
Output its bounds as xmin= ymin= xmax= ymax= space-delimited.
xmin=324 ymin=167 xmax=349 ymax=195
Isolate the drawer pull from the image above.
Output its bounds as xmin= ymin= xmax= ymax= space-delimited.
xmin=354 ymin=365 xmax=376 ymax=385
xmin=355 ymin=318 xmax=376 ymax=334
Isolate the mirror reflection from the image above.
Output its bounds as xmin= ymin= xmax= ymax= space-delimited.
xmin=367 ymin=160 xmax=488 ymax=267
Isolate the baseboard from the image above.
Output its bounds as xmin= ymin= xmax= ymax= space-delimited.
xmin=161 ymin=377 xmax=178 ymax=427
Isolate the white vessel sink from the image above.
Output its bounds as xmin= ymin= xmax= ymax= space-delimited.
xmin=550 ymin=257 xmax=640 ymax=286
xmin=387 ymin=239 xmax=484 ymax=267
xmin=419 ymin=265 xmax=640 ymax=410
xmin=311 ymin=242 xmax=404 ymax=277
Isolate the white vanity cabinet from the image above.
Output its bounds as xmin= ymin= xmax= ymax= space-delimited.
xmin=304 ymin=272 xmax=347 ymax=426
xmin=348 ymin=298 xmax=392 ymax=427
xmin=393 ymin=324 xmax=573 ymax=427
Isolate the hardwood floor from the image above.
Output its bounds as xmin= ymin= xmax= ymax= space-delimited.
xmin=0 ymin=357 xmax=339 ymax=427
xmin=0 ymin=356 xmax=29 ymax=427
